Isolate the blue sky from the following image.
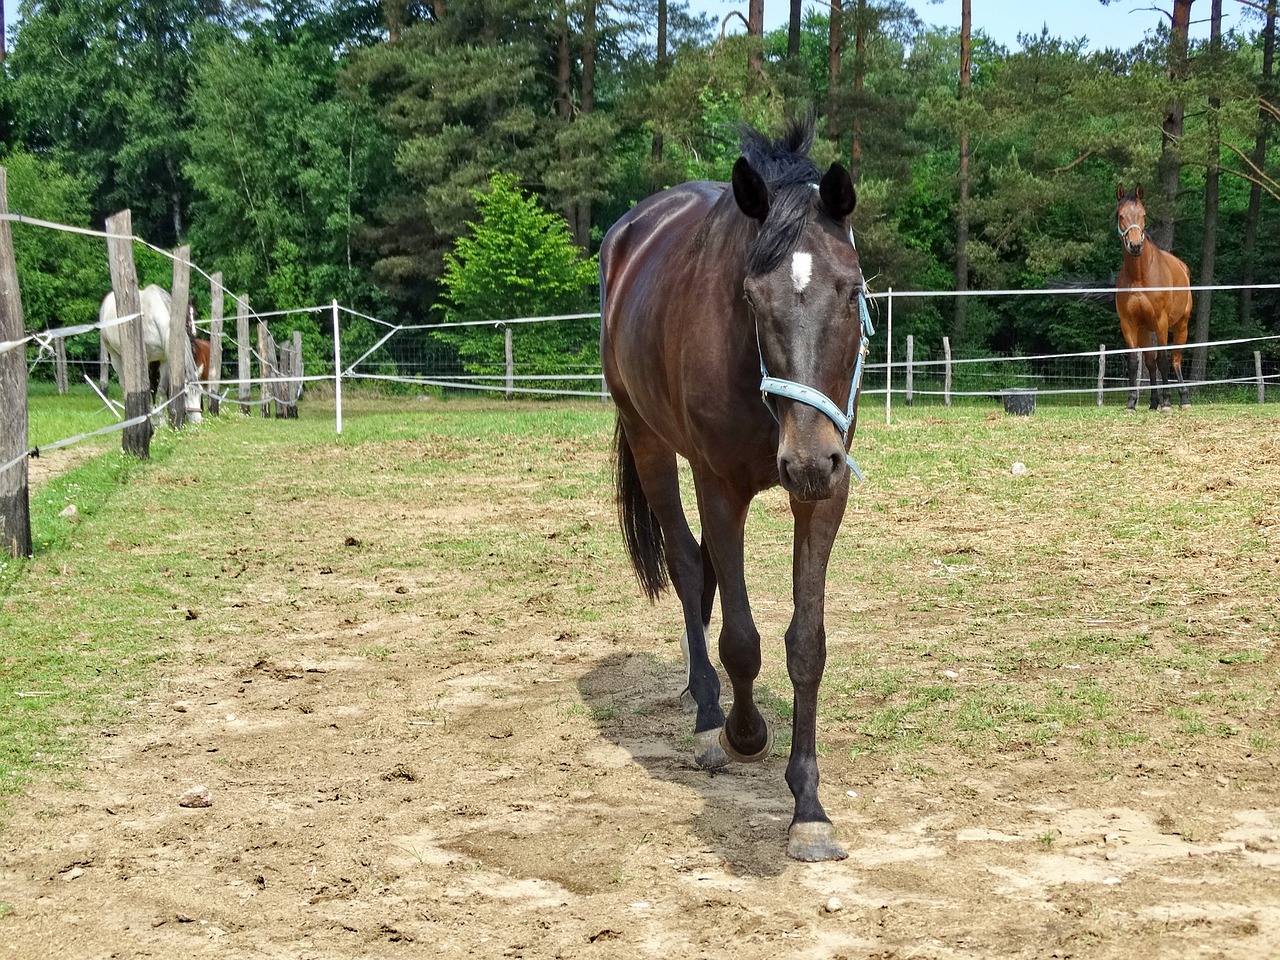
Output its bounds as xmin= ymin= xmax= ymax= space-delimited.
xmin=694 ymin=0 xmax=1249 ymax=52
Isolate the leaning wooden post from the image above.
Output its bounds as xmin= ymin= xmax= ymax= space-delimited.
xmin=291 ymin=330 xmax=303 ymax=418
xmin=208 ymin=272 xmax=224 ymax=416
xmin=504 ymin=325 xmax=514 ymax=401
xmin=167 ymin=244 xmax=192 ymax=429
xmin=1256 ymin=351 xmax=1265 ymax=405
xmin=1097 ymin=344 xmax=1106 ymax=407
xmin=0 ymin=166 xmax=34 ymax=558
xmin=942 ymin=336 xmax=952 ymax=408
xmin=105 ymin=209 xmax=152 ymax=459
xmin=236 ymin=295 xmax=251 ymax=415
xmin=905 ymin=334 xmax=914 ymax=407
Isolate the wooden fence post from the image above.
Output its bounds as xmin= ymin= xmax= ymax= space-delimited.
xmin=0 ymin=166 xmax=33 ymax=558
xmin=942 ymin=336 xmax=952 ymax=408
xmin=1256 ymin=351 xmax=1265 ymax=405
xmin=167 ymin=244 xmax=191 ymax=429
xmin=237 ymin=295 xmax=250 ymax=415
xmin=905 ymin=334 xmax=914 ymax=407
xmin=99 ymin=335 xmax=109 ymax=388
xmin=105 ymin=209 xmax=152 ymax=459
xmin=291 ymin=330 xmax=303 ymax=418
xmin=504 ymin=326 xmax=514 ymax=401
xmin=54 ymin=335 xmax=68 ymax=394
xmin=208 ymin=272 xmax=224 ymax=416
xmin=1097 ymin=344 xmax=1106 ymax=407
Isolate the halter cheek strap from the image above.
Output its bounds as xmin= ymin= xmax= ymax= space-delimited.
xmin=757 ymin=226 xmax=875 ymax=482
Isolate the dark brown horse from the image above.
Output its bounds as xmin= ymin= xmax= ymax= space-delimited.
xmin=1115 ymin=185 xmax=1192 ymax=410
xmin=600 ymin=118 xmax=872 ymax=862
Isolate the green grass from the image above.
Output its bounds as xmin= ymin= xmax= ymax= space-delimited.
xmin=3 ymin=389 xmax=1279 ymax=809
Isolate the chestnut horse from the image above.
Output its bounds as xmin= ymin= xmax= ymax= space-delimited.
xmin=1115 ymin=185 xmax=1192 ymax=410
xmin=600 ymin=118 xmax=872 ymax=862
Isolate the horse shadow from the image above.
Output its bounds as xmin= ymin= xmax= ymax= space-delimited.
xmin=576 ymin=650 xmax=797 ymax=879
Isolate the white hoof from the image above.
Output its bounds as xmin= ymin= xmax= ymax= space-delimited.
xmin=694 ymin=729 xmax=729 ymax=769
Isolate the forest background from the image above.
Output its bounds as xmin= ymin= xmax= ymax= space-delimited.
xmin=1 ymin=0 xmax=1277 ymax=383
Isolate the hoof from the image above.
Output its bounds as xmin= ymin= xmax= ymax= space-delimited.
xmin=718 ymin=722 xmax=774 ymax=764
xmin=1160 ymin=405 xmax=1171 ymax=413
xmin=787 ymin=822 xmax=848 ymax=862
xmin=1180 ymin=403 xmax=1192 ymax=410
xmin=694 ymin=729 xmax=729 ymax=769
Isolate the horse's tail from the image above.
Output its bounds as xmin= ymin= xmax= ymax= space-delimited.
xmin=1045 ymin=278 xmax=1117 ymax=313
xmin=613 ymin=418 xmax=668 ymax=601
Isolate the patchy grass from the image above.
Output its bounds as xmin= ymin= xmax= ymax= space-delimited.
xmin=3 ymin=393 xmax=1278 ymax=811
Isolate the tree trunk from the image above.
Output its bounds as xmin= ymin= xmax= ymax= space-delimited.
xmin=384 ymin=0 xmax=406 ymax=42
xmin=850 ymin=0 xmax=867 ymax=182
xmin=1 ymin=0 xmax=7 ymax=64
xmin=827 ymin=0 xmax=842 ymax=146
xmin=953 ymin=0 xmax=972 ymax=344
xmin=1240 ymin=1 xmax=1276 ymax=329
xmin=577 ymin=0 xmax=596 ymax=249
xmin=789 ymin=0 xmax=802 ymax=60
xmin=1192 ymin=0 xmax=1222 ymax=385
xmin=1153 ymin=0 xmax=1194 ymax=249
xmin=652 ymin=0 xmax=668 ymax=171
xmin=749 ymin=0 xmax=764 ymax=73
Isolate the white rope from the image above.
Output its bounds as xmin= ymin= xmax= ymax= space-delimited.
xmin=0 ymin=311 xmax=139 ymax=357
xmin=867 ymin=281 xmax=1280 ymax=299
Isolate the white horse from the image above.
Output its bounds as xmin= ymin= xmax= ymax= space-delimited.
xmin=99 ymin=284 xmax=203 ymax=423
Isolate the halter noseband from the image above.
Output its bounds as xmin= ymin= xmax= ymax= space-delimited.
xmin=755 ymin=222 xmax=874 ymax=482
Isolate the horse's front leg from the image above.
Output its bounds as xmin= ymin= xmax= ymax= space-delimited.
xmin=1126 ymin=351 xmax=1140 ymax=411
xmin=1157 ymin=347 xmax=1175 ymax=412
xmin=784 ymin=487 xmax=849 ymax=862
xmin=1144 ymin=351 xmax=1162 ymax=411
xmin=693 ymin=477 xmax=771 ymax=764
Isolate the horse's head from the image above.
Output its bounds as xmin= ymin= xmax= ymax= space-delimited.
xmin=186 ymin=302 xmax=199 ymax=341
xmin=734 ymin=139 xmax=865 ymax=503
xmin=1116 ymin=184 xmax=1146 ymax=257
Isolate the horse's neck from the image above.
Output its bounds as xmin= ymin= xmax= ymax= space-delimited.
xmin=1122 ymin=244 xmax=1161 ymax=284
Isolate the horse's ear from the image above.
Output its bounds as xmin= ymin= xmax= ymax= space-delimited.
xmin=732 ymin=157 xmax=770 ymax=222
xmin=819 ymin=162 xmax=856 ymax=220
xmin=1135 ymin=184 xmax=1143 ymax=201
xmin=1116 ymin=185 xmax=1124 ymax=201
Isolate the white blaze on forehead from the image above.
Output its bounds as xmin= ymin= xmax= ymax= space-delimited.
xmin=791 ymin=251 xmax=813 ymax=293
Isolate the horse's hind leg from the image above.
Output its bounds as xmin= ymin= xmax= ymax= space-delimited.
xmin=691 ymin=473 xmax=772 ymax=765
xmin=678 ymin=539 xmax=718 ymax=714
xmin=619 ymin=424 xmax=727 ymax=768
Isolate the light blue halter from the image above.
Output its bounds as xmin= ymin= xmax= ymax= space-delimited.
xmin=756 ymin=226 xmax=875 ymax=482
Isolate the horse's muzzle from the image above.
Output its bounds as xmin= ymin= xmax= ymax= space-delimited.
xmin=778 ymin=443 xmax=846 ymax=501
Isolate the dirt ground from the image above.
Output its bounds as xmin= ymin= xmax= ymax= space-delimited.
xmin=1 ymin=410 xmax=1278 ymax=960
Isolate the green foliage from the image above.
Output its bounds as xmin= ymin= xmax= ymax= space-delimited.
xmin=435 ymin=174 xmax=599 ymax=386
xmin=1 ymin=151 xmax=104 ymax=339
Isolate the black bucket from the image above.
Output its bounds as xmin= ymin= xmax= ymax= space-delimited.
xmin=1001 ymin=388 xmax=1037 ymax=416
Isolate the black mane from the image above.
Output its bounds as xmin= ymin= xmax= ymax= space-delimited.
xmin=740 ymin=116 xmax=823 ymax=276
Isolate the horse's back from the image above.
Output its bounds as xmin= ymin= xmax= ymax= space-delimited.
xmin=600 ymin=182 xmax=728 ymax=414
xmin=601 ymin=181 xmax=724 ymax=306
xmin=99 ymin=285 xmax=173 ymax=367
